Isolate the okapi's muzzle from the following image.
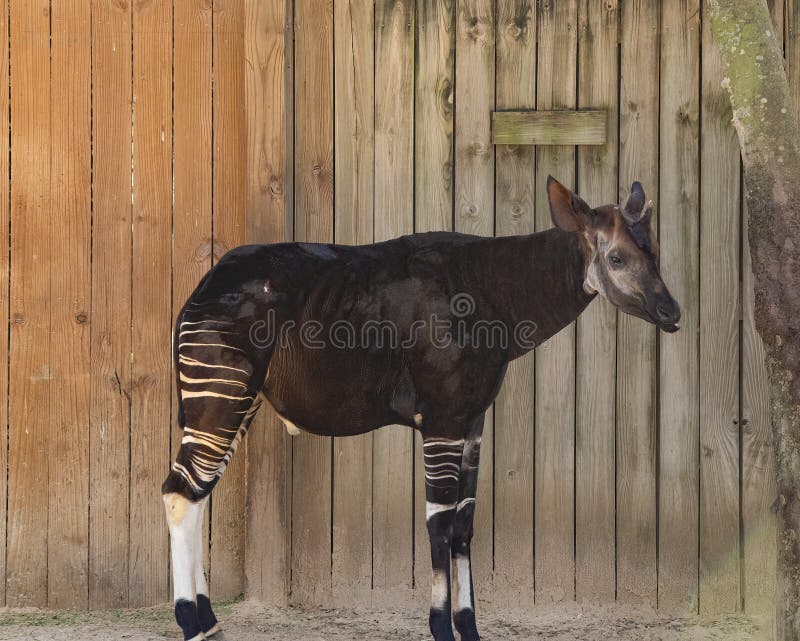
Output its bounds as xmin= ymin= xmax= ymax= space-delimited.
xmin=648 ymin=291 xmax=681 ymax=333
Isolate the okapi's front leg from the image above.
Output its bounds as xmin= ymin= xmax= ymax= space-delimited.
xmin=423 ymin=436 xmax=464 ymax=641
xmin=452 ymin=432 xmax=482 ymax=641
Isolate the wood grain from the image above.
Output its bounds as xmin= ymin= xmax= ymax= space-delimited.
xmin=88 ymin=0 xmax=133 ymax=609
xmin=244 ymin=0 xmax=291 ymax=606
xmin=0 ymin=0 xmax=9 ymax=608
xmin=657 ymin=0 xmax=701 ymax=614
xmin=130 ymin=0 xmax=172 ymax=607
xmin=616 ymin=0 xmax=659 ymax=607
xmin=491 ymin=110 xmax=606 ymax=146
xmin=210 ymin=0 xmax=249 ymax=600
xmin=788 ymin=0 xmax=800 ymax=124
xmin=534 ymin=0 xmax=577 ymax=605
xmin=173 ymin=0 xmax=213 ymax=599
xmin=698 ymin=7 xmax=742 ymax=615
xmin=574 ymin=0 xmax=618 ymax=604
xmin=454 ymin=0 xmax=495 ymax=597
xmin=373 ymin=0 xmax=415 ymax=604
xmin=331 ymin=0 xmax=374 ymax=607
xmin=49 ymin=0 xmax=92 ymax=609
xmin=413 ymin=0 xmax=455 ymax=608
xmin=6 ymin=0 xmax=51 ymax=607
xmin=291 ymin=0 xmax=335 ymax=606
xmin=494 ymin=0 xmax=535 ymax=607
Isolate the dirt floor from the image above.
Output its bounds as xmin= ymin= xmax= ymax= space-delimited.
xmin=0 ymin=599 xmax=772 ymax=640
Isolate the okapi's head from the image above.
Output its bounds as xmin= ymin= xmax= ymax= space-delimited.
xmin=546 ymin=175 xmax=681 ymax=333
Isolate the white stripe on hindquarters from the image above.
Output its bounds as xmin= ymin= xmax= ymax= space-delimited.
xmin=179 ymin=372 xmax=248 ymax=388
xmin=179 ymin=355 xmax=250 ymax=375
xmin=179 ymin=342 xmax=246 ymax=353
xmin=181 ymin=390 xmax=255 ymax=402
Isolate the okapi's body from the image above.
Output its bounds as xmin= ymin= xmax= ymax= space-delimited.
xmin=162 ymin=178 xmax=681 ymax=641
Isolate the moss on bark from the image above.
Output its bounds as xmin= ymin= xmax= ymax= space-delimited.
xmin=706 ymin=0 xmax=800 ymax=638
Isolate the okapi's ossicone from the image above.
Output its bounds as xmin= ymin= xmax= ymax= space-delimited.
xmin=162 ymin=176 xmax=680 ymax=641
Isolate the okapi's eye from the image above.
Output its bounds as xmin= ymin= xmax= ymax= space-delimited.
xmin=608 ymin=254 xmax=624 ymax=268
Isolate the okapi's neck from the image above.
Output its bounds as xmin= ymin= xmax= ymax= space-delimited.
xmin=475 ymin=228 xmax=596 ymax=358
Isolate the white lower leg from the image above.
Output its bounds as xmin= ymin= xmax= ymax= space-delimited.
xmin=193 ymin=498 xmax=220 ymax=636
xmin=451 ymin=554 xmax=473 ymax=613
xmin=165 ymin=492 xmax=204 ymax=602
xmin=194 ymin=497 xmax=209 ymax=596
xmin=164 ymin=493 xmax=206 ymax=641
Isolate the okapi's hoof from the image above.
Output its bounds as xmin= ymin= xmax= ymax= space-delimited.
xmin=205 ymin=628 xmax=226 ymax=641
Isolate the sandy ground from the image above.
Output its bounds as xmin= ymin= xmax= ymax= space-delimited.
xmin=0 ymin=599 xmax=772 ymax=641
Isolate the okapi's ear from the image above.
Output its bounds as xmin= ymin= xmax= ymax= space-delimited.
xmin=546 ymin=175 xmax=593 ymax=232
xmin=623 ymin=181 xmax=646 ymax=221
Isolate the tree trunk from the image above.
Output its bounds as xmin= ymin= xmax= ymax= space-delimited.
xmin=706 ymin=0 xmax=800 ymax=637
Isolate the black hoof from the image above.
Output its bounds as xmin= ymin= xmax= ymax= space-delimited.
xmin=429 ymin=608 xmax=457 ymax=641
xmin=175 ymin=599 xmax=203 ymax=641
xmin=197 ymin=594 xmax=220 ymax=637
xmin=454 ymin=609 xmax=480 ymax=641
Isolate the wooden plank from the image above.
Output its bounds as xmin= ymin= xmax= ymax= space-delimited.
xmin=790 ymin=0 xmax=800 ymax=119
xmin=48 ymin=0 xmax=92 ymax=609
xmin=493 ymin=0 xmax=535 ymax=607
xmin=130 ymin=0 xmax=172 ymax=607
xmin=210 ymin=0 xmax=248 ymax=600
xmin=6 ymin=0 xmax=51 ymax=607
xmin=243 ymin=0 xmax=291 ymax=605
xmin=616 ymin=0 xmax=659 ymax=607
xmin=331 ymin=0 xmax=374 ymax=607
xmin=574 ymin=0 xmax=618 ymax=604
xmin=291 ymin=0 xmax=334 ymax=606
xmin=415 ymin=0 xmax=455 ymax=235
xmin=373 ymin=0 xmax=415 ymax=605
xmin=698 ymin=8 xmax=741 ymax=615
xmin=89 ymin=0 xmax=133 ymax=609
xmin=740 ymin=0 xmax=782 ymax=621
xmin=413 ymin=0 xmax=455 ymax=609
xmin=534 ymin=0 xmax=577 ymax=605
xmin=454 ymin=0 xmax=495 ymax=599
xmin=657 ymin=0 xmax=701 ymax=614
xmin=0 ymin=0 xmax=8 ymax=609
xmin=173 ymin=0 xmax=213 ymax=601
xmin=491 ymin=110 xmax=607 ymax=146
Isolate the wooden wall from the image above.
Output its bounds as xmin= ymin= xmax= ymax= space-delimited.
xmin=0 ymin=0 xmax=787 ymax=625
xmin=0 ymin=0 xmax=254 ymax=608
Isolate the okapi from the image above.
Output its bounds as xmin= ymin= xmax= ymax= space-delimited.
xmin=162 ymin=176 xmax=681 ymax=641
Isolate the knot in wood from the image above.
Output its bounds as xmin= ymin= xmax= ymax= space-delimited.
xmin=466 ymin=17 xmax=486 ymax=42
xmin=269 ymin=177 xmax=283 ymax=198
xmin=194 ymin=241 xmax=212 ymax=263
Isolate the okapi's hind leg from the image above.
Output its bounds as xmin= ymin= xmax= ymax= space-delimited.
xmin=423 ymin=435 xmax=464 ymax=641
xmin=423 ymin=415 xmax=485 ymax=641
xmin=162 ymin=313 xmax=268 ymax=640
xmin=163 ymin=493 xmax=207 ymax=641
xmin=452 ymin=431 xmax=483 ymax=641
